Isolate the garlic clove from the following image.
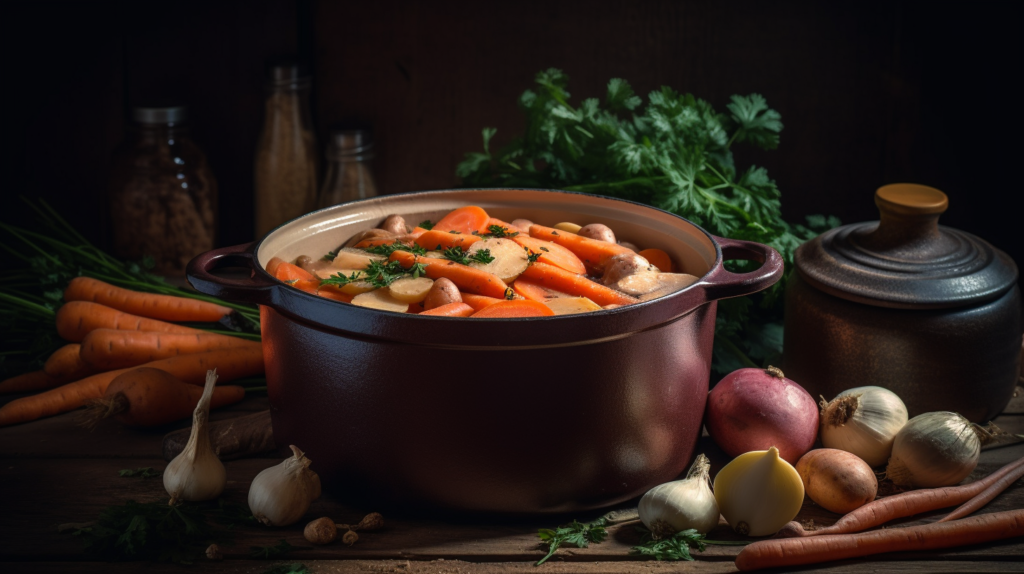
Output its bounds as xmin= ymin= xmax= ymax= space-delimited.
xmin=163 ymin=370 xmax=227 ymax=505
xmin=638 ymin=454 xmax=720 ymax=537
xmin=820 ymin=386 xmax=908 ymax=467
xmin=713 ymin=447 xmax=804 ymax=537
xmin=248 ymin=444 xmax=321 ymax=526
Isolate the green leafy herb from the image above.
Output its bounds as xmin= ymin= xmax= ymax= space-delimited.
xmin=631 ymin=528 xmax=705 ymax=561
xmin=482 ymin=224 xmax=519 ymax=238
xmin=442 ymin=246 xmax=471 ymax=265
xmin=409 ymin=261 xmax=429 ymax=279
xmin=362 ymin=259 xmax=414 ymax=288
xmin=526 ymin=248 xmax=541 ymax=264
xmin=364 ymin=241 xmax=427 ymax=257
xmin=320 ymin=271 xmax=363 ymax=288
xmin=418 ymin=220 xmax=435 ymax=230
xmin=251 ymin=539 xmax=295 ymax=559
xmin=469 ymin=249 xmax=495 ymax=264
xmin=264 ymin=564 xmax=309 ymax=574
xmin=456 ymin=69 xmax=839 ymax=376
xmin=536 ymin=517 xmax=607 ymax=566
xmin=119 ymin=467 xmax=161 ymax=478
xmin=321 ymin=250 xmax=338 ymax=262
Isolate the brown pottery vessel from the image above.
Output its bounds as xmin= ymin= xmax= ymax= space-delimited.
xmin=188 ymin=189 xmax=782 ymax=513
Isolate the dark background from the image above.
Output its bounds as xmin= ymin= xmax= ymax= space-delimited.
xmin=2 ymin=0 xmax=1021 ymax=270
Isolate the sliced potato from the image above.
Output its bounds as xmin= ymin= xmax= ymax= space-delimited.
xmin=317 ymin=268 xmax=376 ymax=295
xmin=351 ymin=288 xmax=409 ymax=313
xmin=466 ymin=238 xmax=530 ymax=282
xmin=544 ymin=297 xmax=603 ymax=315
xmin=330 ymin=247 xmax=385 ymax=271
xmin=553 ymin=222 xmax=582 ymax=234
xmin=388 ymin=276 xmax=434 ymax=303
xmin=424 ymin=250 xmax=445 ymax=259
xmin=613 ymin=272 xmax=700 ymax=301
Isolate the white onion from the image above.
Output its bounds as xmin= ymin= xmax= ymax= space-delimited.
xmin=886 ymin=411 xmax=987 ymax=488
xmin=820 ymin=386 xmax=908 ymax=467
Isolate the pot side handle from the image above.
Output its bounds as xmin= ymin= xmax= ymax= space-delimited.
xmin=699 ymin=236 xmax=784 ymax=302
xmin=186 ymin=243 xmax=276 ymax=305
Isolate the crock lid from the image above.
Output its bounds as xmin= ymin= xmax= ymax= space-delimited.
xmin=132 ymin=106 xmax=187 ymax=125
xmin=795 ymin=184 xmax=1019 ymax=309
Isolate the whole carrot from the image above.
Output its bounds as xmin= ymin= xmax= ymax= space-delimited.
xmin=419 ymin=302 xmax=476 ymax=317
xmin=0 ymin=345 xmax=264 ymax=427
xmin=940 ymin=457 xmax=1024 ymax=522
xmin=529 ymin=224 xmax=634 ymax=273
xmin=43 ymin=344 xmax=96 ymax=380
xmin=64 ymin=277 xmax=231 ymax=323
xmin=56 ymin=301 xmax=202 ymax=343
xmin=0 ymin=371 xmax=62 ymax=395
xmin=414 ymin=230 xmax=482 ymax=251
xmin=735 ymin=509 xmax=1024 ymax=571
xmin=80 ymin=329 xmax=260 ymax=370
xmin=519 ymin=262 xmax=636 ymax=306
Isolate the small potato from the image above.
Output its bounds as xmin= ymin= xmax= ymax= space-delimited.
xmin=423 ymin=277 xmax=462 ymax=310
xmin=578 ymin=223 xmax=616 ymax=244
xmin=351 ymin=288 xmax=409 ymax=313
xmin=618 ymin=241 xmax=639 ymax=252
xmin=553 ymin=222 xmax=582 ymax=234
xmin=388 ymin=277 xmax=434 ymax=303
xmin=796 ymin=448 xmax=878 ymax=515
xmin=380 ymin=214 xmax=408 ymax=235
xmin=602 ymin=253 xmax=654 ymax=286
xmin=510 ymin=219 xmax=534 ymax=232
xmin=544 ymin=297 xmax=602 ymax=315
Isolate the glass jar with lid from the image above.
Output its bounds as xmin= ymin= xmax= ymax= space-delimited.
xmin=317 ymin=129 xmax=378 ymax=208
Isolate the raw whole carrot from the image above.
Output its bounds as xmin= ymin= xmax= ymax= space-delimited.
xmin=512 ymin=278 xmax=572 ymax=303
xmin=414 ymin=230 xmax=482 ymax=251
xmin=0 ymin=371 xmax=62 ymax=394
xmin=80 ymin=329 xmax=260 ymax=370
xmin=519 ymin=263 xmax=636 ymax=306
xmin=389 ymin=250 xmax=513 ymax=300
xmin=514 ymin=236 xmax=586 ymax=274
xmin=470 ymin=300 xmax=555 ymax=318
xmin=84 ymin=367 xmax=245 ymax=428
xmin=64 ymin=277 xmax=231 ymax=323
xmin=0 ymin=345 xmax=264 ymax=427
xmin=56 ymin=301 xmax=202 ymax=343
xmin=735 ymin=509 xmax=1024 ymax=571
xmin=940 ymin=456 xmax=1024 ymax=522
xmin=529 ymin=224 xmax=634 ymax=273
xmin=778 ymin=455 xmax=1024 ymax=538
xmin=273 ymin=261 xmax=315 ymax=282
xmin=43 ymin=344 xmax=95 ymax=380
xmin=459 ymin=293 xmax=503 ymax=311
xmin=638 ymin=248 xmax=674 ymax=272
xmin=434 ymin=206 xmax=491 ymax=234
xmin=419 ymin=302 xmax=475 ymax=317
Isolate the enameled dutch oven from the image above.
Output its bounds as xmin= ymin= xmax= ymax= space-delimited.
xmin=784 ymin=184 xmax=1022 ymax=423
xmin=187 ymin=188 xmax=783 ymax=514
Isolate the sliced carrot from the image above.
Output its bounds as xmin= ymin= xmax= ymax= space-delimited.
xmin=0 ymin=371 xmax=63 ymax=395
xmin=638 ymin=248 xmax=674 ymax=272
xmin=529 ymin=224 xmax=634 ymax=272
xmin=265 ymin=257 xmax=285 ymax=276
xmin=514 ymin=236 xmax=586 ymax=274
xmin=406 ymin=302 xmax=425 ymax=314
xmin=470 ymin=300 xmax=555 ymax=318
xmin=273 ymin=261 xmax=315 ymax=282
xmin=420 ymin=302 xmax=475 ymax=317
xmin=460 ymin=293 xmax=504 ymax=311
xmin=415 ymin=230 xmax=482 ymax=251
xmin=56 ymin=301 xmax=202 ymax=343
xmin=512 ymin=278 xmax=572 ymax=303
xmin=486 ymin=217 xmax=526 ymax=234
xmin=64 ymin=277 xmax=231 ymax=323
xmin=434 ymin=206 xmax=491 ymax=234
xmin=520 ymin=263 xmax=636 ymax=306
xmin=80 ymin=329 xmax=260 ymax=370
xmin=389 ymin=250 xmax=513 ymax=300
xmin=44 ymin=344 xmax=94 ymax=380
xmin=353 ymin=236 xmax=415 ymax=249
xmin=288 ymin=278 xmax=321 ymax=294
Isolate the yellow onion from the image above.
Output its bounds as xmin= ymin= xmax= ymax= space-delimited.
xmin=713 ymin=447 xmax=804 ymax=537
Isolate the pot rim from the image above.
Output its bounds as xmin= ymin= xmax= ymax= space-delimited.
xmin=188 ymin=188 xmax=784 ymax=347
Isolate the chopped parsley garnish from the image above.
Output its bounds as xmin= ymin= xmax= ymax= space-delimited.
xmin=320 ymin=271 xmax=363 ymax=288
xmin=361 ymin=260 xmax=412 ymax=288
xmin=442 ymin=246 xmax=470 ymax=265
xmin=321 ymin=250 xmax=338 ymax=262
xmin=363 ymin=241 xmax=426 ymax=256
xmin=418 ymin=220 xmax=434 ymax=230
xmin=527 ymin=251 xmax=541 ymax=264
xmin=482 ymin=224 xmax=519 ymax=238
xmin=468 ymin=249 xmax=495 ymax=264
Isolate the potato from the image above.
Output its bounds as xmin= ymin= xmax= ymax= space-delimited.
xmin=388 ymin=277 xmax=433 ymax=303
xmin=343 ymin=228 xmax=398 ymax=247
xmin=424 ymin=277 xmax=462 ymax=310
xmin=635 ymin=273 xmax=699 ymax=302
xmin=351 ymin=288 xmax=409 ymax=313
xmin=330 ymin=248 xmax=385 ymax=271
xmin=544 ymin=297 xmax=602 ymax=315
xmin=467 ymin=238 xmax=529 ymax=283
xmin=796 ymin=449 xmax=878 ymax=514
xmin=553 ymin=222 xmax=581 ymax=234
xmin=602 ymin=253 xmax=655 ymax=285
xmin=511 ymin=218 xmax=534 ymax=232
xmin=317 ymin=268 xmax=375 ymax=295
xmin=578 ymin=223 xmax=616 ymax=244
xmin=380 ymin=214 xmax=408 ymax=235
xmin=618 ymin=241 xmax=639 ymax=252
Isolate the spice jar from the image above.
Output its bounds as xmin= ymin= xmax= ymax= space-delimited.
xmin=109 ymin=106 xmax=218 ymax=275
xmin=254 ymin=60 xmax=319 ymax=237
xmin=317 ymin=129 xmax=378 ymax=208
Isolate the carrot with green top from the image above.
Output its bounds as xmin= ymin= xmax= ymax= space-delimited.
xmin=513 ymin=236 xmax=586 ymax=274
xmin=434 ymin=206 xmax=491 ymax=234
xmin=529 ymin=224 xmax=634 ymax=272
xmin=420 ymin=302 xmax=475 ymax=317
xmin=389 ymin=250 xmax=512 ymax=300
xmin=415 ymin=230 xmax=481 ymax=251
xmin=471 ymin=300 xmax=555 ymax=318
xmin=519 ymin=263 xmax=636 ymax=306
xmin=56 ymin=301 xmax=203 ymax=342
xmin=64 ymin=276 xmax=231 ymax=323
xmin=80 ymin=329 xmax=260 ymax=370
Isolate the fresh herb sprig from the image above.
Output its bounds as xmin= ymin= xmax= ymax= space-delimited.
xmin=363 ymin=241 xmax=427 ymax=257
xmin=320 ymin=271 xmax=364 ymax=288
xmin=418 ymin=220 xmax=435 ymax=230
xmin=442 ymin=246 xmax=471 ymax=265
xmin=119 ymin=467 xmax=161 ymax=478
xmin=535 ymin=517 xmax=607 ymax=566
xmin=265 ymin=564 xmax=309 ymax=574
xmin=480 ymin=224 xmax=519 ymax=238
xmin=469 ymin=249 xmax=495 ymax=264
xmin=251 ymin=539 xmax=295 ymax=559
xmin=630 ymin=527 xmax=748 ymax=561
xmin=322 ymin=250 xmax=338 ymax=262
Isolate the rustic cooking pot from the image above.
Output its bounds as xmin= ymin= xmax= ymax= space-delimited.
xmin=784 ymin=184 xmax=1022 ymax=422
xmin=187 ymin=188 xmax=783 ymax=514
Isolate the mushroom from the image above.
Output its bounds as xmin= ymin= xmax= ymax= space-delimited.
xmin=578 ymin=223 xmax=616 ymax=244
xmin=602 ymin=252 xmax=655 ymax=286
xmin=618 ymin=241 xmax=639 ymax=252
xmin=379 ymin=214 xmax=409 ymax=235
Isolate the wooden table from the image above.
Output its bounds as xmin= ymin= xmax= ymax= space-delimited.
xmin=2 ymin=389 xmax=1022 ymax=573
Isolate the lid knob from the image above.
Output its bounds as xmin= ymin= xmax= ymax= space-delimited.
xmin=859 ymin=183 xmax=949 ymax=256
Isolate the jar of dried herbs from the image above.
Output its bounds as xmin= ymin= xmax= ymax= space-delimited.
xmin=254 ymin=60 xmax=319 ymax=237
xmin=317 ymin=129 xmax=378 ymax=208
xmin=108 ymin=106 xmax=218 ymax=275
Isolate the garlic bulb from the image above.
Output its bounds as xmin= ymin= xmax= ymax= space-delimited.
xmin=820 ymin=386 xmax=909 ymax=467
xmin=713 ymin=447 xmax=804 ymax=537
xmin=886 ymin=411 xmax=989 ymax=488
xmin=248 ymin=445 xmax=321 ymax=526
xmin=163 ymin=369 xmax=226 ymax=505
xmin=638 ymin=454 xmax=720 ymax=537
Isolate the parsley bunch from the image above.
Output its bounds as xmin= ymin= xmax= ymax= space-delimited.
xmin=535 ymin=517 xmax=608 ymax=566
xmin=457 ymin=69 xmax=838 ymax=375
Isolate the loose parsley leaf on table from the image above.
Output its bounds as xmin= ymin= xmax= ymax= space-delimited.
xmin=118 ymin=467 xmax=161 ymax=478
xmin=535 ymin=517 xmax=607 ymax=566
xmin=264 ymin=564 xmax=309 ymax=574
xmin=631 ymin=527 xmax=748 ymax=561
xmin=251 ymin=539 xmax=295 ymax=559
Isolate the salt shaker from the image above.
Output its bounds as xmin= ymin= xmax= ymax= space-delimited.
xmin=317 ymin=129 xmax=377 ymax=208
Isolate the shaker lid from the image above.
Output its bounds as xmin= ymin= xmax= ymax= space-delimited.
xmin=795 ymin=184 xmax=1018 ymax=309
xmin=266 ymin=57 xmax=310 ymax=86
xmin=132 ymin=106 xmax=187 ymax=125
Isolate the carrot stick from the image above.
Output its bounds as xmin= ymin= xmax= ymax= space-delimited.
xmin=265 ymin=257 xmax=285 ymax=276
xmin=56 ymin=301 xmax=201 ymax=343
xmin=512 ymin=278 xmax=571 ymax=303
xmin=0 ymin=345 xmax=264 ymax=427
xmin=414 ymin=230 xmax=482 ymax=251
xmin=735 ymin=509 xmax=1024 ymax=571
xmin=514 ymin=236 xmax=586 ymax=274
xmin=459 ymin=293 xmax=503 ymax=311
xmin=940 ymin=457 xmax=1024 ymax=522
xmin=434 ymin=206 xmax=491 ymax=234
xmin=778 ymin=455 xmax=1024 ymax=538
xmin=389 ymin=250 xmax=513 ymax=300
xmin=0 ymin=371 xmax=62 ymax=394
xmin=638 ymin=248 xmax=674 ymax=272
xmin=419 ymin=302 xmax=475 ymax=317
xmin=519 ymin=263 xmax=636 ymax=306
xmin=64 ymin=277 xmax=231 ymax=323
xmin=529 ymin=224 xmax=634 ymax=272
xmin=43 ymin=344 xmax=95 ymax=380
xmin=273 ymin=261 xmax=315 ymax=282
xmin=470 ymin=300 xmax=555 ymax=318
xmin=80 ymin=329 xmax=260 ymax=370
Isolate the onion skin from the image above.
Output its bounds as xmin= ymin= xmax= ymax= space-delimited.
xmin=705 ymin=367 xmax=819 ymax=464
xmin=796 ymin=448 xmax=878 ymax=514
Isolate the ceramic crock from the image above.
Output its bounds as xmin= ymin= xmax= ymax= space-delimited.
xmin=187 ymin=188 xmax=783 ymax=513
xmin=784 ymin=184 xmax=1022 ymax=422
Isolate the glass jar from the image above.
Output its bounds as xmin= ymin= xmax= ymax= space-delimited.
xmin=317 ymin=129 xmax=378 ymax=208
xmin=108 ymin=106 xmax=218 ymax=275
xmin=254 ymin=60 xmax=319 ymax=237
